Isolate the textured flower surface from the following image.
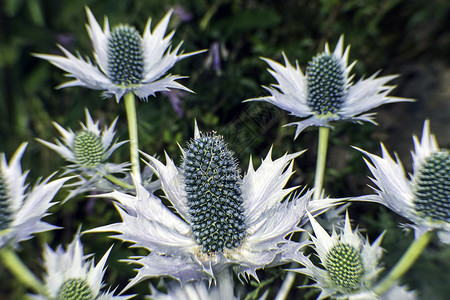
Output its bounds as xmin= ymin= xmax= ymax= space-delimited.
xmin=294 ymin=212 xmax=384 ymax=299
xmin=246 ymin=36 xmax=411 ymax=139
xmin=37 ymin=110 xmax=129 ymax=200
xmin=356 ymin=120 xmax=450 ymax=243
xmin=34 ymin=7 xmax=204 ymax=102
xmin=28 ymin=233 xmax=131 ymax=300
xmin=0 ymin=144 xmax=68 ymax=249
xmin=88 ymin=124 xmax=342 ymax=288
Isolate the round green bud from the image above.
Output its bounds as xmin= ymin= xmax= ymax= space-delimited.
xmin=57 ymin=278 xmax=94 ymax=300
xmin=73 ymin=130 xmax=104 ymax=168
xmin=414 ymin=150 xmax=450 ymax=222
xmin=326 ymin=243 xmax=364 ymax=291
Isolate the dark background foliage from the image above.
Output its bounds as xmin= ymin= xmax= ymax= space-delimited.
xmin=0 ymin=0 xmax=449 ymax=299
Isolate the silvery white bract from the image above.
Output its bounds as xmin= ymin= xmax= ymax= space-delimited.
xmin=87 ymin=124 xmax=342 ymax=288
xmin=150 ymin=271 xmax=241 ymax=300
xmin=355 ymin=120 xmax=450 ymax=243
xmin=350 ymin=283 xmax=417 ymax=300
xmin=294 ymin=212 xmax=384 ymax=300
xmin=0 ymin=144 xmax=68 ymax=249
xmin=37 ymin=109 xmax=128 ymax=199
xmin=150 ymin=281 xmax=237 ymax=300
xmin=246 ymin=36 xmax=410 ymax=139
xmin=379 ymin=284 xmax=417 ymax=300
xmin=34 ymin=8 xmax=204 ymax=102
xmin=28 ymin=233 xmax=131 ymax=300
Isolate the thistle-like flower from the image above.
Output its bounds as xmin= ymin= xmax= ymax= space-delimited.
xmin=37 ymin=109 xmax=128 ymax=200
xmin=0 ymin=144 xmax=68 ymax=248
xmin=246 ymin=36 xmax=410 ymax=139
xmin=28 ymin=233 xmax=131 ymax=300
xmin=34 ymin=7 xmax=204 ymax=102
xmin=356 ymin=120 xmax=450 ymax=243
xmin=88 ymin=124 xmax=342 ymax=288
xmin=38 ymin=109 xmax=127 ymax=175
xmin=294 ymin=212 xmax=384 ymax=299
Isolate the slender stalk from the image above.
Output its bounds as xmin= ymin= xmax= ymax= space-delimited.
xmin=275 ymin=126 xmax=331 ymax=300
xmin=313 ymin=126 xmax=330 ymax=200
xmin=275 ymin=271 xmax=296 ymax=300
xmin=0 ymin=247 xmax=48 ymax=296
xmin=373 ymin=230 xmax=433 ymax=296
xmin=103 ymin=174 xmax=134 ymax=190
xmin=124 ymin=92 xmax=141 ymax=183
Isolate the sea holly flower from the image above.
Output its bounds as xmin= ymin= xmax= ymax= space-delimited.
xmin=294 ymin=212 xmax=384 ymax=299
xmin=34 ymin=7 xmax=204 ymax=102
xmin=37 ymin=109 xmax=128 ymax=199
xmin=246 ymin=36 xmax=411 ymax=139
xmin=88 ymin=124 xmax=342 ymax=288
xmin=37 ymin=109 xmax=127 ymax=175
xmin=28 ymin=233 xmax=131 ymax=300
xmin=0 ymin=144 xmax=68 ymax=248
xmin=356 ymin=120 xmax=450 ymax=243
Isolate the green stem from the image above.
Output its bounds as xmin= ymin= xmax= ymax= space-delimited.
xmin=124 ymin=92 xmax=141 ymax=184
xmin=245 ymin=273 xmax=279 ymax=300
xmin=274 ymin=270 xmax=296 ymax=300
xmin=373 ymin=230 xmax=433 ymax=296
xmin=313 ymin=126 xmax=330 ymax=200
xmin=103 ymin=174 xmax=134 ymax=190
xmin=0 ymin=247 xmax=48 ymax=296
xmin=275 ymin=126 xmax=331 ymax=300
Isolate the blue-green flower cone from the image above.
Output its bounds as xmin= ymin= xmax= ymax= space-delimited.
xmin=0 ymin=173 xmax=12 ymax=230
xmin=414 ymin=150 xmax=450 ymax=222
xmin=108 ymin=25 xmax=145 ymax=86
xmin=306 ymin=53 xmax=345 ymax=115
xmin=183 ymin=135 xmax=246 ymax=253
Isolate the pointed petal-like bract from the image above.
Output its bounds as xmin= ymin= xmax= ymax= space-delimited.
xmin=0 ymin=144 xmax=69 ymax=248
xmin=354 ymin=120 xmax=450 ymax=242
xmin=35 ymin=7 xmax=204 ymax=102
xmin=293 ymin=212 xmax=384 ymax=299
xmin=245 ymin=35 xmax=411 ymax=138
xmin=28 ymin=233 xmax=131 ymax=299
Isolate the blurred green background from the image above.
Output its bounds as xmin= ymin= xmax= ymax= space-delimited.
xmin=1 ymin=0 xmax=449 ymax=299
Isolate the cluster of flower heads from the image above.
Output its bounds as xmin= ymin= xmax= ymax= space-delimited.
xmin=3 ymin=4 xmax=447 ymax=300
xmin=87 ymin=123 xmax=343 ymax=289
